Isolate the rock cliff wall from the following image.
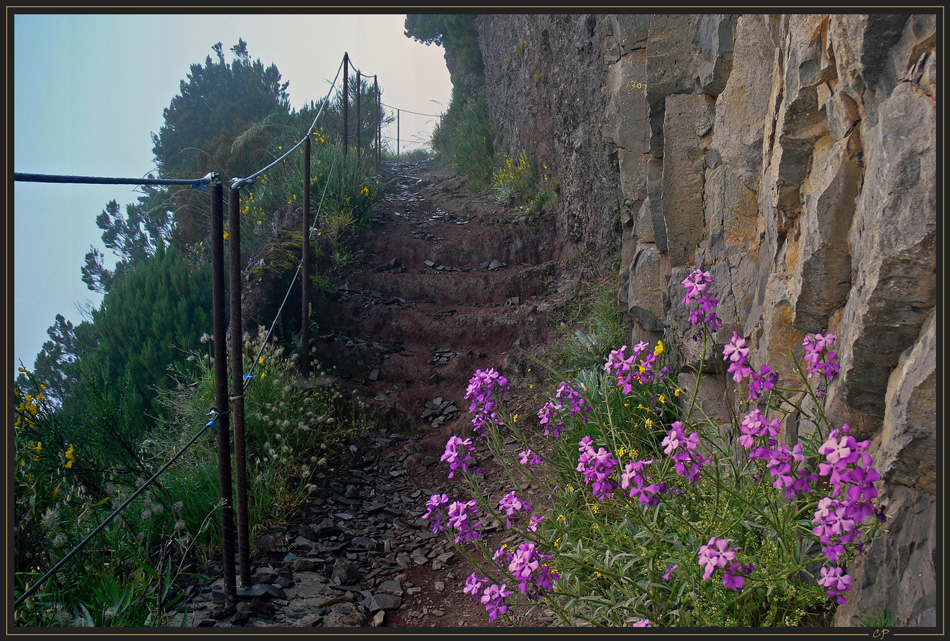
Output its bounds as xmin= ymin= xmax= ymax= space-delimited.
xmin=474 ymin=13 xmax=937 ymax=627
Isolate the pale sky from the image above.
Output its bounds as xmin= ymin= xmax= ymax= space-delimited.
xmin=11 ymin=12 xmax=453 ymax=376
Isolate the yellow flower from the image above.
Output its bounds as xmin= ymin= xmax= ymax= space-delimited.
xmin=654 ymin=340 xmax=664 ymax=356
xmin=258 ymin=356 xmax=264 ymax=365
xmin=32 ymin=442 xmax=42 ymax=454
xmin=617 ymin=446 xmax=627 ymax=458
xmin=658 ymin=395 xmax=666 ymax=404
xmin=223 ymin=231 xmax=229 ymax=241
xmin=674 ymin=388 xmax=682 ymax=397
xmin=513 ymin=414 xmax=519 ymax=423
xmin=64 ymin=444 xmax=75 ymax=468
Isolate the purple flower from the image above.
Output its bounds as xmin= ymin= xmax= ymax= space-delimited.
xmin=722 ymin=561 xmax=755 ymax=592
xmin=442 ymin=435 xmax=478 ymax=478
xmin=480 ymin=583 xmax=513 ymax=621
xmin=498 ymin=490 xmax=533 ymax=529
xmin=663 ymin=564 xmax=679 ymax=581
xmin=748 ymin=364 xmax=779 ymax=400
xmin=464 ymin=572 xmax=488 ymax=596
xmin=723 ymin=332 xmax=752 ymax=382
xmin=818 ymin=566 xmax=852 ymax=605
xmin=698 ymin=537 xmax=738 ymax=581
xmin=631 ymin=619 xmax=653 ymax=627
xmin=620 ymin=459 xmax=662 ymax=507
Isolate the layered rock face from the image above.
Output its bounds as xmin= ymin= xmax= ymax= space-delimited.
xmin=475 ymin=13 xmax=937 ymax=627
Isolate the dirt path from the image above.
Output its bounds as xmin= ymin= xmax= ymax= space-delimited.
xmin=172 ymin=159 xmax=572 ymax=629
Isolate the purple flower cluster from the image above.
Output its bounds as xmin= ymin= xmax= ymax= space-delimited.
xmin=620 ymin=459 xmax=665 ymax=507
xmin=447 ymin=499 xmax=481 ymax=543
xmin=738 ymin=409 xmax=818 ymax=499
xmin=604 ymin=342 xmax=660 ymax=392
xmin=748 ymin=363 xmax=779 ymax=401
xmin=577 ymin=436 xmax=619 ymax=500
xmin=682 ymin=268 xmax=722 ymax=333
xmin=508 ymin=541 xmax=560 ymax=598
xmin=463 ymin=541 xmax=560 ymax=621
xmin=442 ymin=435 xmax=478 ymax=479
xmin=556 ymin=381 xmax=591 ymax=415
xmin=537 ymin=401 xmax=565 ymax=438
xmin=803 ymin=333 xmax=840 ymax=380
xmin=631 ymin=619 xmax=653 ymax=627
xmin=817 ymin=566 xmax=852 ymax=605
xmin=518 ymin=448 xmax=544 ymax=466
xmin=537 ymin=381 xmax=591 ymax=438
xmin=422 ymin=493 xmax=450 ymax=533
xmin=479 ymin=582 xmax=514 ymax=621
xmin=698 ymin=537 xmax=753 ymax=591
xmin=722 ymin=331 xmax=752 ymax=382
xmin=812 ymin=425 xmax=882 ymax=565
xmin=661 ymin=421 xmax=709 ymax=484
xmin=498 ymin=490 xmax=533 ymax=529
xmin=465 ymin=368 xmax=508 ymax=437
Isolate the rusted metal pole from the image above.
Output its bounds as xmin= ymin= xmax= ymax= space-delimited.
xmin=356 ymin=70 xmax=361 ymax=158
xmin=342 ymin=53 xmax=349 ymax=155
xmin=301 ymin=136 xmax=312 ymax=377
xmin=210 ymin=179 xmax=237 ymax=605
xmin=228 ymin=184 xmax=251 ymax=588
xmin=397 ymin=109 xmax=400 ymax=159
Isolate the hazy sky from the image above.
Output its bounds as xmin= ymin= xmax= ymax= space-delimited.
xmin=11 ymin=12 xmax=453 ymax=376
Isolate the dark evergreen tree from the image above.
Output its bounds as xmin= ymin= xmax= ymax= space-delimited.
xmin=81 ymin=242 xmax=213 ymax=433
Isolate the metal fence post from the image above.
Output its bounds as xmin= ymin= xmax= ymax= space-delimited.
xmin=228 ymin=184 xmax=251 ymax=588
xmin=211 ymin=179 xmax=237 ymax=605
xmin=342 ymin=53 xmax=349 ymax=155
xmin=356 ymin=70 xmax=361 ymax=158
xmin=374 ymin=77 xmax=380 ymax=172
xmin=397 ymin=109 xmax=400 ymax=159
xmin=301 ymin=136 xmax=312 ymax=377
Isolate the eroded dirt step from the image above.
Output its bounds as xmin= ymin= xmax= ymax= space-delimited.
xmin=342 ymin=263 xmax=554 ymax=307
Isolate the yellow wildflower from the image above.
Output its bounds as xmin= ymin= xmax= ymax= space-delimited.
xmin=658 ymin=395 xmax=666 ymax=404
xmin=654 ymin=340 xmax=664 ymax=356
